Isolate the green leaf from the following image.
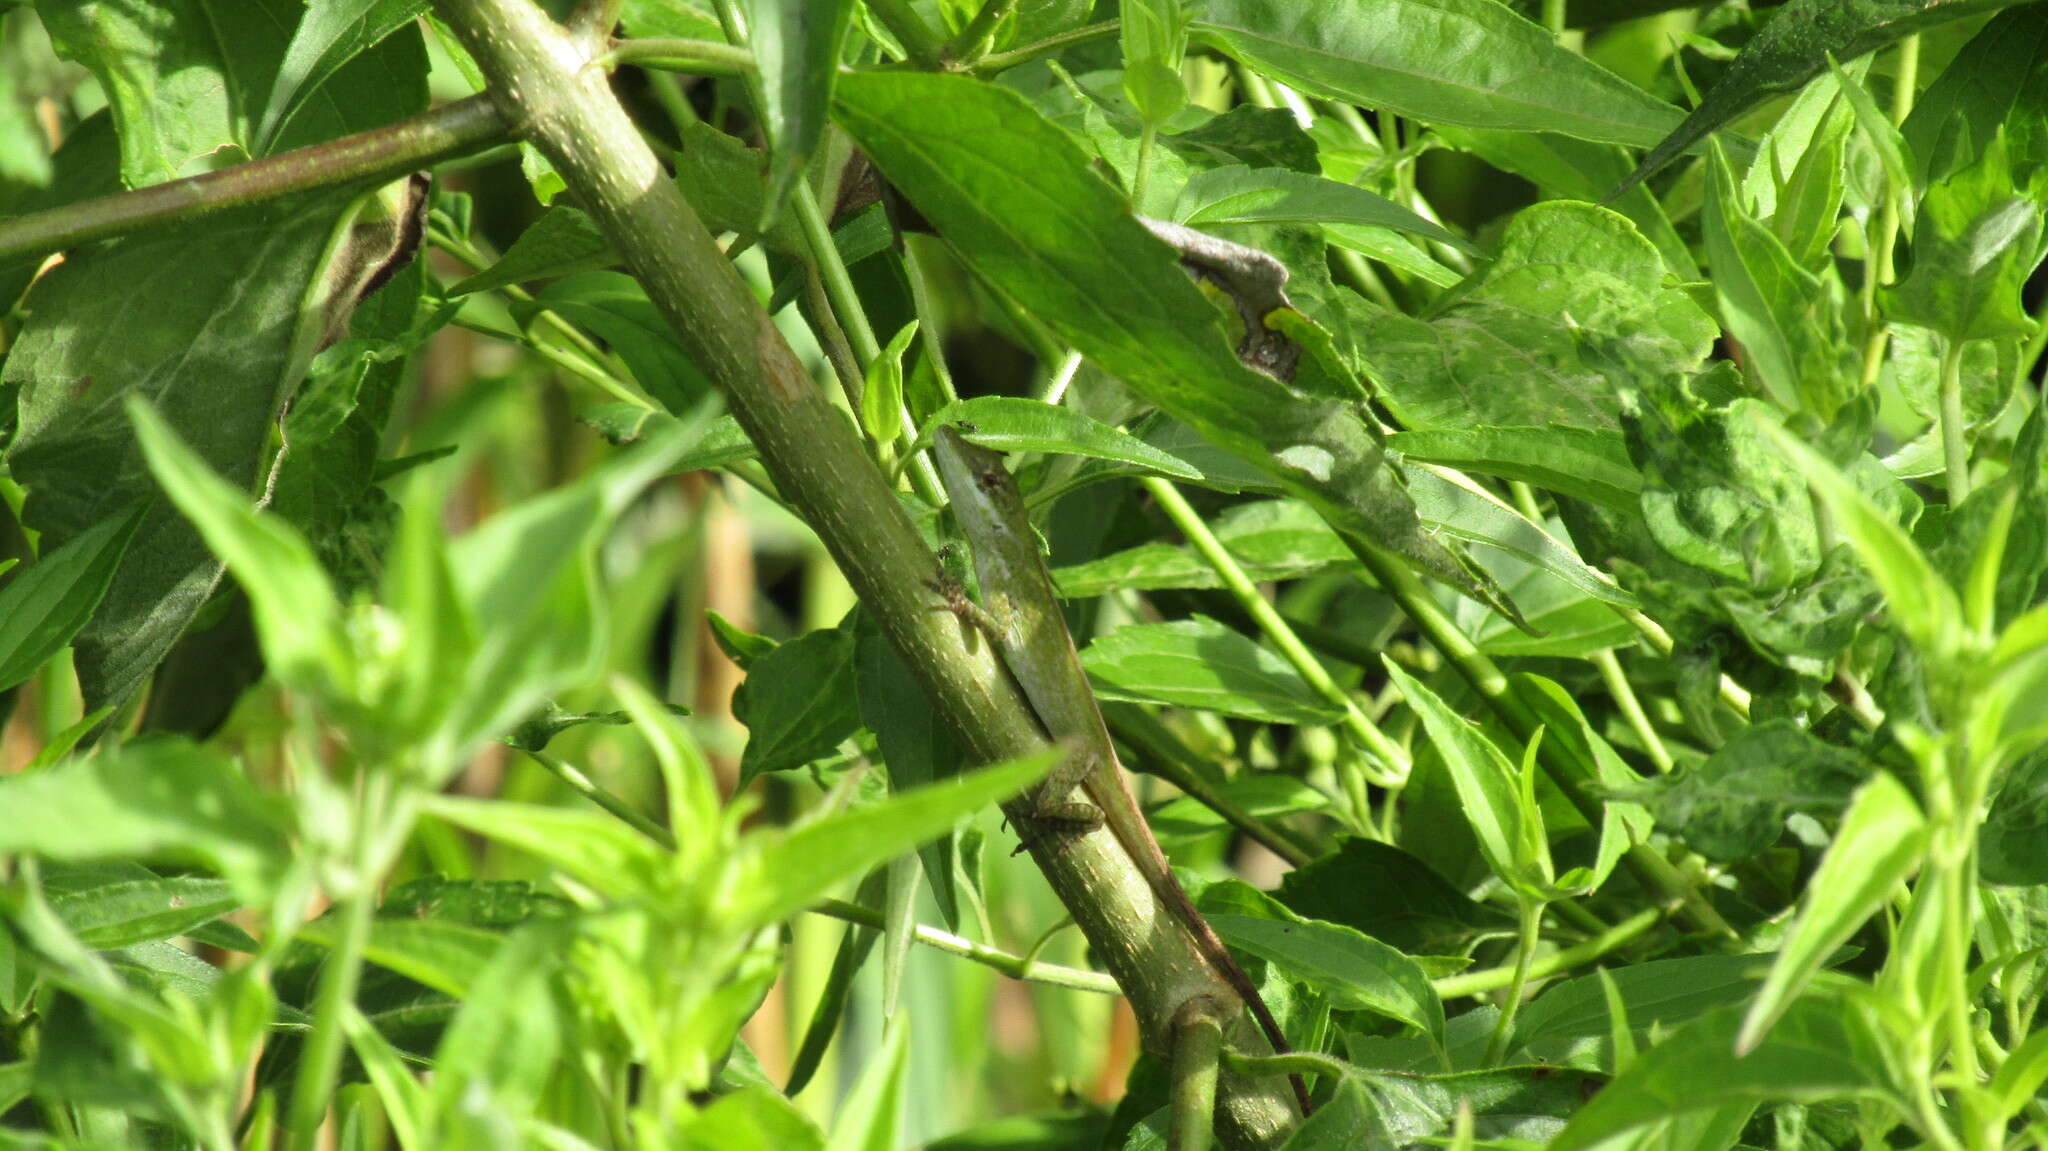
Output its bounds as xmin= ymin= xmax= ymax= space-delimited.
xmin=257 ymin=0 xmax=430 ymax=152
xmin=1433 ymin=125 xmax=1695 ymax=278
xmin=1354 ymin=201 xmax=1715 ymax=432
xmin=1617 ymin=0 xmax=2030 ymax=195
xmin=1211 ymin=911 xmax=1446 ymax=1051
xmin=422 ymin=795 xmax=666 ymax=897
xmin=0 ymin=56 xmax=49 ymax=189
xmin=1754 ymin=415 xmax=1962 ymax=659
xmin=924 ymin=396 xmax=1203 ymax=481
xmin=0 ymin=505 xmax=142 ymax=692
xmin=1383 ymin=662 xmax=1530 ymax=892
xmin=1172 ymin=165 xmax=1476 ymax=255
xmin=0 ymin=739 xmax=290 ymax=902
xmin=1738 ymin=772 xmax=1926 ymax=1053
xmin=531 ymin=271 xmax=711 ymax=412
xmin=129 ymin=398 xmax=353 ymax=699
xmin=448 ymin=207 xmax=614 ymax=295
xmin=1981 ymin=747 xmax=2048 ymax=885
xmin=49 ymin=876 xmax=239 ymax=950
xmin=1511 ymin=954 xmax=1771 ymax=1072
xmin=1053 ymin=498 xmax=1358 ymax=596
xmin=342 ymin=1005 xmax=429 ymax=1151
xmin=1120 ymin=0 xmax=1190 ymax=125
xmin=684 ymin=1085 xmax=828 ymax=1151
xmin=861 ymin=321 xmax=917 ymax=444
xmin=1388 ymin=426 xmax=1641 ymax=513
xmin=1551 ymin=996 xmax=1899 ymax=1151
xmin=1884 ymin=134 xmax=2048 ymax=347
xmin=1902 ymin=6 xmax=2048 ymax=186
xmin=1080 ymin=616 xmax=1342 ymax=724
xmin=823 ymin=1013 xmax=909 ymax=1151
xmin=1631 ymin=721 xmax=1869 ymax=862
xmin=425 ymin=919 xmax=569 ymax=1146
xmin=1404 ymin=464 xmax=1635 ymax=607
xmin=1188 ymin=0 xmax=1681 ymax=148
xmin=727 ymin=750 xmax=1059 ymax=932
xmin=734 ymin=624 xmax=863 ymax=785
xmin=1276 ymin=839 xmax=1514 ymax=957
xmin=749 ymin=0 xmax=853 ymax=219
xmin=1704 ymin=141 xmax=1850 ymax=416
xmin=834 ymin=70 xmax=1509 ymax=618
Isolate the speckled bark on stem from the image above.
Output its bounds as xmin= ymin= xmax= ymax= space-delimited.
xmin=428 ymin=0 xmax=1298 ymax=1143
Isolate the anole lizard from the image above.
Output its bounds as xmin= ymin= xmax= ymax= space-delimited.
xmin=930 ymin=425 xmax=1308 ymax=1115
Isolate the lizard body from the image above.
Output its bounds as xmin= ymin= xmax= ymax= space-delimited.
xmin=930 ymin=426 xmax=1305 ymax=1113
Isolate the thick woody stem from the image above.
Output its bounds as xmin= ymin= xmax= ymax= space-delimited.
xmin=428 ymin=0 xmax=1296 ymax=1143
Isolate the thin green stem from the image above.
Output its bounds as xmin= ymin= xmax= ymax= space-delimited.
xmin=1593 ymin=648 xmax=1674 ymax=773
xmin=1133 ymin=124 xmax=1159 ymax=209
xmin=1034 ymin=348 xmax=1084 ymax=405
xmin=1859 ymin=35 xmax=1922 ymax=394
xmin=286 ymin=773 xmax=392 ymax=1150
xmin=1940 ymin=337 xmax=1973 ymax=504
xmin=945 ymin=0 xmax=1022 ymax=64
xmin=1434 ymin=907 xmax=1661 ymax=999
xmin=792 ymin=181 xmax=946 ymax=503
xmin=1483 ymin=901 xmax=1545 ymax=1066
xmin=808 ymin=898 xmax=1119 ymax=993
xmin=864 ymin=0 xmax=946 ymax=65
xmin=602 ymin=37 xmax=754 ymax=74
xmin=0 ymin=96 xmax=507 ymax=268
xmin=525 ymin=748 xmax=675 ymax=847
xmin=1541 ymin=0 xmax=1566 ymax=34
xmin=898 ymin=238 xmax=962 ymax=404
xmin=1146 ymin=477 xmax=1410 ymax=785
xmin=1171 ymin=1001 xmax=1228 ymax=1151
xmin=1105 ymin=704 xmax=1320 ymax=868
xmin=972 ymin=19 xmax=1119 ymax=75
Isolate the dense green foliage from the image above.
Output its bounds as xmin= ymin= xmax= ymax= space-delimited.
xmin=1 ymin=0 xmax=2047 ymax=1148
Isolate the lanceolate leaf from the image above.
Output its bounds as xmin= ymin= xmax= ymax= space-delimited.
xmin=1617 ymin=0 xmax=2035 ymax=195
xmin=257 ymin=0 xmax=430 ymax=152
xmin=1172 ymin=165 xmax=1477 ymax=255
xmin=0 ymin=505 xmax=143 ymax=693
xmin=1188 ymin=0 xmax=1682 ymax=148
xmin=833 ymin=71 xmax=1510 ymax=615
xmin=920 ymin=395 xmax=1203 ymax=480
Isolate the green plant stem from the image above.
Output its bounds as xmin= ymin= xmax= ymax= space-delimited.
xmin=1542 ymin=0 xmax=1567 ymax=33
xmin=286 ymin=773 xmax=392 ymax=1151
xmin=1482 ymin=900 xmax=1545 ymax=1066
xmin=430 ymin=2 xmax=1298 ymax=1140
xmin=971 ymin=19 xmax=1119 ymax=75
xmin=864 ymin=0 xmax=946 ymax=65
xmin=1105 ymin=703 xmax=1320 ymax=868
xmin=1858 ymin=35 xmax=1922 ymax=393
xmin=1356 ymin=547 xmax=1734 ymax=937
xmin=602 ymin=37 xmax=754 ymax=74
xmin=1434 ymin=906 xmax=1660 ymax=999
xmin=1621 ymin=607 xmax=1754 ymax=720
xmin=524 ymin=748 xmax=674 ymax=846
xmin=1171 ymin=1000 xmax=1228 ymax=1151
xmin=1940 ymin=336 xmax=1972 ymax=503
xmin=1147 ymin=477 xmax=1409 ymax=786
xmin=1132 ymin=124 xmax=1159 ymax=209
xmin=809 ymin=898 xmax=1119 ymax=994
xmin=1593 ymin=648 xmax=1674 ymax=773
xmin=791 ymin=180 xmax=945 ymax=504
xmin=0 ymin=96 xmax=508 ymax=268
xmin=898 ymin=237 xmax=963 ymax=404
xmin=1035 ymin=348 xmax=1084 ymax=405
xmin=946 ymin=0 xmax=1022 ymax=64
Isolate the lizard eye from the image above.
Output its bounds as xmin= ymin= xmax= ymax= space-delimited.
xmin=976 ymin=469 xmax=1004 ymax=491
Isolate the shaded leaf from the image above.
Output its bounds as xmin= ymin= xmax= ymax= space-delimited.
xmin=1631 ymin=721 xmax=1869 ymax=862
xmin=734 ymin=624 xmax=863 ymax=784
xmin=0 ymin=505 xmax=143 ymax=692
xmin=924 ymin=395 xmax=1202 ymax=481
